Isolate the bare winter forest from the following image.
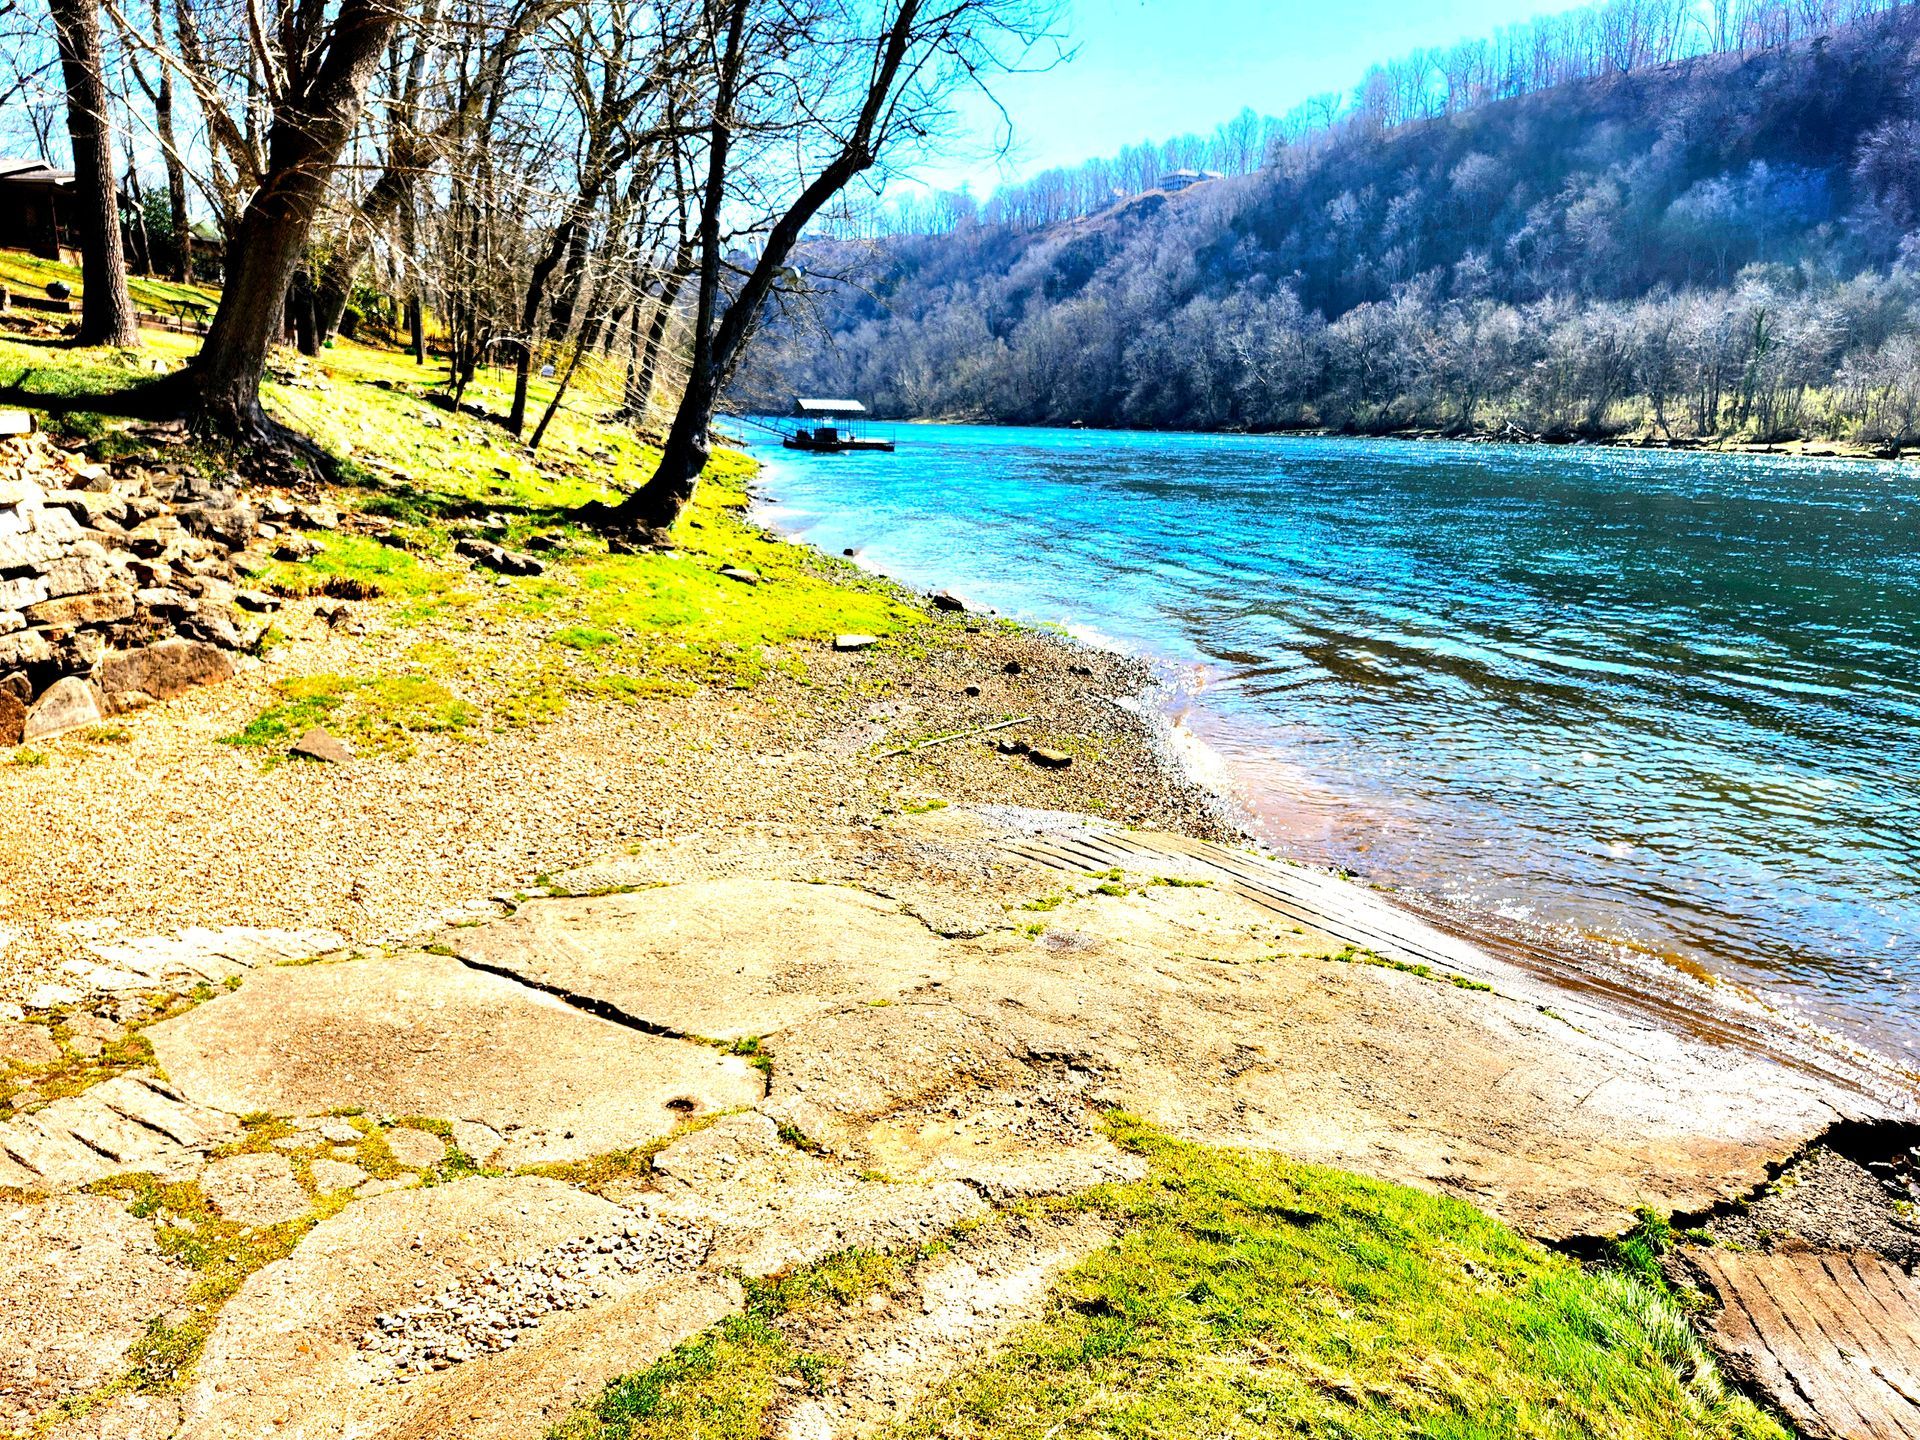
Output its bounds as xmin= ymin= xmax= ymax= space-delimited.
xmin=740 ymin=0 xmax=1920 ymax=446
xmin=1 ymin=0 xmax=1059 ymax=530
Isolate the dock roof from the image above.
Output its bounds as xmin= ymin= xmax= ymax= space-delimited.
xmin=792 ymin=398 xmax=867 ymax=417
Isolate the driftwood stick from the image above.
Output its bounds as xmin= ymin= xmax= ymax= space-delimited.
xmin=876 ymin=714 xmax=1036 ymax=760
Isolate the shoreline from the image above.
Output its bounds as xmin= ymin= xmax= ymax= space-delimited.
xmin=864 ymin=412 xmax=1920 ymax=464
xmin=745 ymin=459 xmax=1920 ymax=1114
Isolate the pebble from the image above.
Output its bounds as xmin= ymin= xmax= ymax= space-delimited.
xmin=358 ymin=1215 xmax=706 ymax=1380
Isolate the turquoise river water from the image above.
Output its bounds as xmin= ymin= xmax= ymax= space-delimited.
xmin=749 ymin=423 xmax=1920 ymax=1059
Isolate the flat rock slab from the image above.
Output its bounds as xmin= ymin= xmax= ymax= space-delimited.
xmin=0 ymin=1072 xmax=243 ymax=1191
xmin=381 ymin=1127 xmax=446 ymax=1168
xmin=1691 ymin=1246 xmax=1920 ymax=1440
xmin=201 ymin=1152 xmax=311 ymax=1226
xmin=650 ymin=1113 xmax=988 ymax=1276
xmin=763 ymin=875 xmax=1877 ymax=1239
xmin=145 ymin=952 xmax=763 ymax=1166
xmin=177 ymin=1177 xmax=733 ymax=1440
xmin=0 ymin=1194 xmax=190 ymax=1429
xmin=375 ymin=1272 xmax=739 ymax=1440
xmin=62 ymin=924 xmax=347 ymax=1000
xmin=451 ymin=879 xmax=952 ymax=1041
xmin=0 ymin=1021 xmax=58 ymax=1066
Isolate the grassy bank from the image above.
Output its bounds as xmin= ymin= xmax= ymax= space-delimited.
xmin=554 ymin=1117 xmax=1784 ymax=1440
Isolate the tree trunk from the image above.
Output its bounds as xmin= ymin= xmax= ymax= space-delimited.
xmin=181 ymin=0 xmax=400 ymax=444
xmin=152 ymin=0 xmax=189 ymax=282
xmin=621 ymin=369 xmax=714 ymax=531
xmin=621 ymin=240 xmax=690 ymax=421
xmin=506 ymin=217 xmax=576 ymax=435
xmin=596 ymin=0 xmax=748 ymax=533
xmin=290 ymin=269 xmax=319 ymax=356
xmin=595 ymin=0 xmax=925 ymax=534
xmin=48 ymin=0 xmax=138 ymax=346
xmin=401 ymin=186 xmax=425 ymax=362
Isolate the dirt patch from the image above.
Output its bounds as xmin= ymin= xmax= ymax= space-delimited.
xmin=1707 ymin=1142 xmax=1920 ymax=1266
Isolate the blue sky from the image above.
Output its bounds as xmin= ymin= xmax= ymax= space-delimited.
xmin=909 ymin=0 xmax=1580 ymax=194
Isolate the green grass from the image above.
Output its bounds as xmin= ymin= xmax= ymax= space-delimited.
xmin=4 ymin=316 xmax=929 ymax=726
xmin=255 ymin=532 xmax=456 ymax=606
xmin=903 ymin=1118 xmax=1781 ymax=1440
xmin=1323 ymin=944 xmax=1496 ymax=992
xmin=0 ymin=247 xmax=222 ymax=318
xmin=554 ymin=1118 xmax=1781 ymax=1440
xmin=223 ymin=672 xmax=477 ymax=756
xmin=550 ymin=1248 xmax=921 ymax=1440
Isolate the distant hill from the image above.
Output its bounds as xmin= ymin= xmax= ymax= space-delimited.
xmin=735 ymin=6 xmax=1920 ymax=446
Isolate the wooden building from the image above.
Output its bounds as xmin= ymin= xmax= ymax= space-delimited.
xmin=0 ymin=160 xmax=76 ymax=261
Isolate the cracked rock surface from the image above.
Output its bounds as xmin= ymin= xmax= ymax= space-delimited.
xmin=0 ymin=1195 xmax=190 ymax=1429
xmin=450 ymin=878 xmax=954 ymax=1040
xmin=144 ymin=951 xmax=765 ymax=1166
xmin=176 ymin=1178 xmax=722 ymax=1440
xmin=0 ymin=805 xmax=1905 ymax=1440
xmin=649 ymin=1112 xmax=990 ymax=1276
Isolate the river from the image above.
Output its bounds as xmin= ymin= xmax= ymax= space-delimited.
xmin=749 ymin=422 xmax=1920 ymax=1060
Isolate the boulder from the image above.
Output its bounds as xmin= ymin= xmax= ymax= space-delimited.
xmin=272 ymin=537 xmax=322 ymax=562
xmin=175 ymin=501 xmax=256 ymax=551
xmin=834 ymin=634 xmax=879 ymax=651
xmin=0 ymin=688 xmax=23 ymax=748
xmin=0 ymin=631 xmax=49 ymax=670
xmin=288 ymin=502 xmax=339 ymax=531
xmin=289 ymin=727 xmax=351 ymax=764
xmin=96 ymin=639 xmax=235 ymax=706
xmin=22 ymin=677 xmax=102 ymax=741
xmin=930 ymin=589 xmax=968 ymax=612
xmin=40 ymin=554 xmax=108 ymax=600
xmin=453 ymin=538 xmax=543 ymax=577
xmin=0 ymin=576 xmax=49 ymax=610
xmin=48 ymin=630 xmax=105 ymax=672
xmin=24 ymin=590 xmax=135 ymax=628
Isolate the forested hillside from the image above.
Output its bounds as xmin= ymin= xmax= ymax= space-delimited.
xmin=738 ymin=2 xmax=1920 ymax=445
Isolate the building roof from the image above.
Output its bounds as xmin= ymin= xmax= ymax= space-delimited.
xmin=0 ymin=159 xmax=74 ymax=188
xmin=793 ymin=398 xmax=867 ymax=417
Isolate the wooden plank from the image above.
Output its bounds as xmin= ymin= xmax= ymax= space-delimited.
xmin=1694 ymin=1247 xmax=1920 ymax=1440
xmin=1773 ymin=1254 xmax=1908 ymax=1440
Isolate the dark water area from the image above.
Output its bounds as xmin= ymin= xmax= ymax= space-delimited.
xmin=750 ymin=423 xmax=1920 ymax=1059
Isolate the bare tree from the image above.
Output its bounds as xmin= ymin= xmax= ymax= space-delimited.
xmin=592 ymin=0 xmax=1060 ymax=535
xmin=161 ymin=0 xmax=405 ymax=447
xmin=48 ymin=0 xmax=139 ymax=345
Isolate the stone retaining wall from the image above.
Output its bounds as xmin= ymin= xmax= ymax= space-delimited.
xmin=0 ymin=428 xmax=325 ymax=744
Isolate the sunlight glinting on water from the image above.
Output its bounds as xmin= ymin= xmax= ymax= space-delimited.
xmin=751 ymin=423 xmax=1920 ymax=1054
